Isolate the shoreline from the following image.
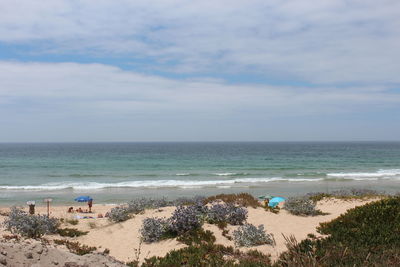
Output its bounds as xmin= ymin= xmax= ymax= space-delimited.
xmin=0 ymin=179 xmax=398 ymax=206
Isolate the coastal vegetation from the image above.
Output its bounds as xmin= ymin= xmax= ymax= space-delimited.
xmin=3 ymin=207 xmax=59 ymax=238
xmin=283 ymin=196 xmax=325 ymax=216
xmin=277 ymin=196 xmax=400 ymax=266
xmin=233 ymin=224 xmax=275 ymax=247
xmin=1 ymin=191 xmax=399 ymax=266
xmin=53 ymin=239 xmax=97 ymax=255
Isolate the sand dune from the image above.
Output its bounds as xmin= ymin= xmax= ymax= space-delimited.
xmin=0 ymin=198 xmax=378 ymax=264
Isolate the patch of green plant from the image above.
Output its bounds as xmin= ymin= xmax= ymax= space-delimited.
xmin=3 ymin=207 xmax=59 ymax=238
xmin=233 ymin=224 xmax=275 ymax=247
xmin=54 ymin=239 xmax=96 ymax=255
xmin=222 ymin=229 xmax=232 ymax=241
xmin=57 ymin=227 xmax=88 ymax=237
xmin=283 ymin=196 xmax=326 ymax=216
xmin=276 ymin=197 xmax=400 ymax=266
xmin=204 ymin=193 xmax=261 ymax=208
xmin=318 ymin=197 xmax=400 ymax=248
xmin=307 ymin=192 xmax=332 ymax=202
xmin=307 ymin=188 xmax=386 ymax=202
xmin=66 ymin=218 xmax=79 ymax=225
xmin=141 ymin=243 xmax=272 ymax=267
xmin=176 ymin=228 xmax=216 ymax=246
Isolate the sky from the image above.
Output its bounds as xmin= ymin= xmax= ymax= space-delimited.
xmin=0 ymin=0 xmax=399 ymax=142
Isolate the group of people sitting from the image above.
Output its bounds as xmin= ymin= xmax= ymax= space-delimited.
xmin=67 ymin=206 xmax=108 ymax=218
xmin=67 ymin=206 xmax=90 ymax=213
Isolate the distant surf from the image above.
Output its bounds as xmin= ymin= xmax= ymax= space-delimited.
xmin=327 ymin=169 xmax=400 ymax=179
xmin=3 ymin=173 xmax=399 ymax=191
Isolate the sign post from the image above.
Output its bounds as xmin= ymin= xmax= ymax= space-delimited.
xmin=43 ymin=198 xmax=53 ymax=217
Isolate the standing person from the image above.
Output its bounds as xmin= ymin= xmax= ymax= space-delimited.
xmin=88 ymin=199 xmax=93 ymax=213
xmin=27 ymin=201 xmax=35 ymax=215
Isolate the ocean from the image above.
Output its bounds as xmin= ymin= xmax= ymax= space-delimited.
xmin=1 ymin=142 xmax=400 ymax=205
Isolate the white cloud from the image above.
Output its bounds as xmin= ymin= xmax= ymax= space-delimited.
xmin=0 ymin=61 xmax=398 ymax=115
xmin=1 ymin=0 xmax=400 ymax=84
xmin=0 ymin=61 xmax=399 ymax=141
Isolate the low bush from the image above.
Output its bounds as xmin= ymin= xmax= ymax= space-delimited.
xmin=317 ymin=196 xmax=400 ymax=248
xmin=277 ymin=197 xmax=400 ymax=266
xmin=204 ymin=193 xmax=261 ymax=208
xmin=54 ymin=239 xmax=96 ymax=255
xmin=283 ymin=196 xmax=324 ymax=216
xmin=3 ymin=207 xmax=59 ymax=238
xmin=108 ymin=206 xmax=131 ymax=222
xmin=168 ymin=205 xmax=204 ymax=235
xmin=65 ymin=219 xmax=79 ymax=225
xmin=176 ymin=228 xmax=216 ymax=246
xmin=233 ymin=224 xmax=274 ymax=247
xmin=207 ymin=203 xmax=247 ymax=225
xmin=57 ymin=228 xmax=88 ymax=237
xmin=140 ymin=217 xmax=170 ymax=243
xmin=222 ymin=229 xmax=232 ymax=240
xmin=141 ymin=242 xmax=272 ymax=267
xmin=307 ymin=188 xmax=384 ymax=202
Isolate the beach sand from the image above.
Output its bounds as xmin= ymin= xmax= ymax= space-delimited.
xmin=0 ymin=198 xmax=379 ymax=264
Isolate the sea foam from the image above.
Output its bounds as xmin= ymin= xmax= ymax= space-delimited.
xmin=327 ymin=169 xmax=400 ymax=178
xmin=0 ymin=177 xmax=319 ymax=191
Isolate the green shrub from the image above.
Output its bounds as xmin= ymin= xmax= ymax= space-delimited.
xmin=307 ymin=188 xmax=385 ymax=202
xmin=54 ymin=239 xmax=96 ymax=255
xmin=233 ymin=224 xmax=274 ymax=247
xmin=66 ymin=219 xmax=79 ymax=225
xmin=3 ymin=207 xmax=59 ymax=238
xmin=57 ymin=228 xmax=88 ymax=237
xmin=141 ymin=243 xmax=271 ymax=267
xmin=108 ymin=206 xmax=131 ymax=222
xmin=140 ymin=217 xmax=170 ymax=243
xmin=283 ymin=196 xmax=325 ymax=216
xmin=276 ymin=197 xmax=400 ymax=266
xmin=204 ymin=193 xmax=261 ymax=208
xmin=317 ymin=197 xmax=400 ymax=248
xmin=176 ymin=228 xmax=216 ymax=246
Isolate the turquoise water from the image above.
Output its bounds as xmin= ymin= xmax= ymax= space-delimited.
xmin=1 ymin=142 xmax=400 ymax=204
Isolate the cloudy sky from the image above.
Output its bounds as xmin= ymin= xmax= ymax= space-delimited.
xmin=1 ymin=0 xmax=399 ymax=142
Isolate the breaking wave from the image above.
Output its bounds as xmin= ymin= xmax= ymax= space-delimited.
xmin=327 ymin=169 xmax=400 ymax=179
xmin=0 ymin=177 xmax=321 ymax=191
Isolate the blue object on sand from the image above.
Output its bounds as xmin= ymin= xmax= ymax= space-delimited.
xmin=268 ymin=196 xmax=285 ymax=207
xmin=74 ymin=196 xmax=93 ymax=202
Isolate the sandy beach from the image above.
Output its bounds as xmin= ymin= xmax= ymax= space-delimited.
xmin=0 ymin=197 xmax=379 ymax=264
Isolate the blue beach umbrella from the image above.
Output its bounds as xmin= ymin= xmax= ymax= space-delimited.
xmin=74 ymin=196 xmax=93 ymax=202
xmin=268 ymin=196 xmax=285 ymax=207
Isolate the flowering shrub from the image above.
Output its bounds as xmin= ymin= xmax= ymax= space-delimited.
xmin=233 ymin=224 xmax=274 ymax=247
xmin=108 ymin=206 xmax=131 ymax=222
xmin=284 ymin=196 xmax=323 ymax=216
xmin=140 ymin=217 xmax=170 ymax=243
xmin=3 ymin=207 xmax=59 ymax=238
xmin=207 ymin=203 xmax=247 ymax=225
xmin=169 ymin=205 xmax=203 ymax=235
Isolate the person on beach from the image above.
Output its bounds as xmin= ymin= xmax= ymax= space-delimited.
xmin=88 ymin=199 xmax=93 ymax=213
